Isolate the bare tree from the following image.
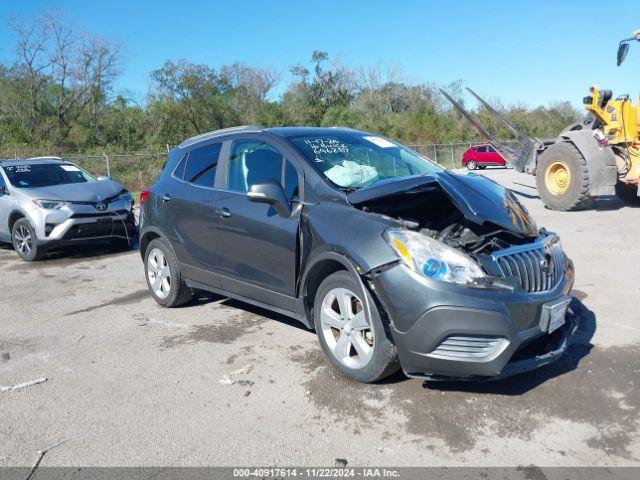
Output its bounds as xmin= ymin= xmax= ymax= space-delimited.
xmin=8 ymin=10 xmax=122 ymax=139
xmin=8 ymin=13 xmax=52 ymax=136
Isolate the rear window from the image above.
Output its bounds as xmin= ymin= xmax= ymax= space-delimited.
xmin=3 ymin=163 xmax=95 ymax=188
xmin=181 ymin=143 xmax=222 ymax=187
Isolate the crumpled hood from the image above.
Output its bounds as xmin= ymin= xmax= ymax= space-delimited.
xmin=347 ymin=171 xmax=538 ymax=237
xmin=22 ymin=179 xmax=125 ymax=203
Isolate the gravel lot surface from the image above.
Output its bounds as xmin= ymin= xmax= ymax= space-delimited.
xmin=1 ymin=167 xmax=639 ymax=467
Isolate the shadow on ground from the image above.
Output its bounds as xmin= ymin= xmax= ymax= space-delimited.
xmin=289 ymin=299 xmax=640 ymax=459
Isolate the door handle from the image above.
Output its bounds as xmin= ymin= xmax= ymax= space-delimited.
xmin=161 ymin=193 xmax=172 ymax=203
xmin=215 ymin=207 xmax=231 ymax=218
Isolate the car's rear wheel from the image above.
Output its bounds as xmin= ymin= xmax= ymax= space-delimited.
xmin=12 ymin=218 xmax=45 ymax=261
xmin=144 ymin=238 xmax=192 ymax=307
xmin=466 ymin=160 xmax=477 ymax=170
xmin=314 ymin=271 xmax=399 ymax=383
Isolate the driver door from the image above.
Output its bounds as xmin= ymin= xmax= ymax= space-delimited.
xmin=212 ymin=137 xmax=302 ymax=310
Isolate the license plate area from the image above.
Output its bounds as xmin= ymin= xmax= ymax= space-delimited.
xmin=540 ymin=296 xmax=571 ymax=333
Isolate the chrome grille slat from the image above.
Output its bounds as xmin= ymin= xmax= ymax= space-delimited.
xmin=429 ymin=335 xmax=509 ymax=360
xmin=491 ymin=236 xmax=565 ymax=293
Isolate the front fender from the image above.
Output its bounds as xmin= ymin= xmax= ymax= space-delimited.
xmin=560 ymin=129 xmax=618 ymax=195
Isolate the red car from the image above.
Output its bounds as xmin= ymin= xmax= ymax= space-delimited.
xmin=461 ymin=144 xmax=506 ymax=170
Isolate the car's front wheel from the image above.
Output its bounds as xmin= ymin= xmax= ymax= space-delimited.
xmin=12 ymin=218 xmax=45 ymax=261
xmin=466 ymin=160 xmax=477 ymax=170
xmin=144 ymin=238 xmax=192 ymax=307
xmin=314 ymin=271 xmax=399 ymax=383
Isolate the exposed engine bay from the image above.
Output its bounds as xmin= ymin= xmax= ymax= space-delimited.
xmin=357 ymin=185 xmax=538 ymax=258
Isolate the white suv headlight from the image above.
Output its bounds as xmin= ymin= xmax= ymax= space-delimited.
xmin=32 ymin=199 xmax=68 ymax=210
xmin=385 ymin=229 xmax=486 ymax=285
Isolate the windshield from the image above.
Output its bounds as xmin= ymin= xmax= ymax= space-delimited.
xmin=289 ymin=132 xmax=442 ymax=190
xmin=2 ymin=163 xmax=95 ymax=188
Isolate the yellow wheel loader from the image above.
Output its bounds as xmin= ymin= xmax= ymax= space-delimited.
xmin=441 ymin=30 xmax=640 ymax=211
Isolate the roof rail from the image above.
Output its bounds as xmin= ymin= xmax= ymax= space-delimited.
xmin=28 ymin=156 xmax=64 ymax=161
xmin=179 ymin=125 xmax=264 ymax=148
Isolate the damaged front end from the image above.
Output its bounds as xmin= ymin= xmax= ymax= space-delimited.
xmin=349 ymin=171 xmax=541 ymax=274
xmin=349 ymin=172 xmax=577 ymax=380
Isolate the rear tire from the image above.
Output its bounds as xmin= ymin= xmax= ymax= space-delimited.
xmin=536 ymin=142 xmax=592 ymax=211
xmin=144 ymin=238 xmax=192 ymax=307
xmin=314 ymin=271 xmax=399 ymax=383
xmin=12 ymin=218 xmax=45 ymax=261
xmin=466 ymin=160 xmax=477 ymax=170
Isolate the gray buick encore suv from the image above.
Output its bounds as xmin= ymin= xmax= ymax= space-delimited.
xmin=139 ymin=126 xmax=577 ymax=383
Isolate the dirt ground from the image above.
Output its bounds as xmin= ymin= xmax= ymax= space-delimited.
xmin=1 ymin=167 xmax=639 ymax=467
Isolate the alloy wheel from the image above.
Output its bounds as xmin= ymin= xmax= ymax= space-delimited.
xmin=14 ymin=225 xmax=32 ymax=256
xmin=147 ymin=247 xmax=171 ymax=299
xmin=320 ymin=287 xmax=375 ymax=369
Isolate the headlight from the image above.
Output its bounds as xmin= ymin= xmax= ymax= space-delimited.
xmin=385 ymin=229 xmax=486 ymax=285
xmin=32 ymin=199 xmax=68 ymax=210
xmin=118 ymin=192 xmax=133 ymax=203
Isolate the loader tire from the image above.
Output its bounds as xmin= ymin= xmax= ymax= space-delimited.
xmin=536 ymin=142 xmax=593 ymax=211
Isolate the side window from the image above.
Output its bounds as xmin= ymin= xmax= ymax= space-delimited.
xmin=173 ymin=153 xmax=188 ymax=180
xmin=487 ymin=146 xmax=496 ymax=153
xmin=283 ymin=160 xmax=299 ymax=201
xmin=228 ymin=140 xmax=283 ymax=194
xmin=0 ymin=170 xmax=6 ymax=189
xmin=476 ymin=146 xmax=487 ymax=153
xmin=184 ymin=143 xmax=222 ymax=187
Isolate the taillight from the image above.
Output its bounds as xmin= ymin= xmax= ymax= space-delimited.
xmin=139 ymin=188 xmax=150 ymax=205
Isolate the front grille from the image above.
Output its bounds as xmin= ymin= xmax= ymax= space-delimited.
xmin=62 ymin=219 xmax=133 ymax=240
xmin=69 ymin=209 xmax=129 ymax=219
xmin=493 ymin=236 xmax=565 ymax=293
xmin=428 ymin=335 xmax=509 ymax=360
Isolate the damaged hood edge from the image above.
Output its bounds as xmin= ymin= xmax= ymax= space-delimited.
xmin=347 ymin=172 xmax=538 ymax=237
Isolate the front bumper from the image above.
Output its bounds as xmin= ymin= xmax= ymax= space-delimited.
xmin=27 ymin=201 xmax=136 ymax=247
xmin=368 ymin=259 xmax=576 ymax=380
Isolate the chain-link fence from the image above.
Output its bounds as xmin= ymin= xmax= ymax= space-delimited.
xmin=0 ymin=149 xmax=167 ymax=194
xmin=1 ymin=141 xmax=519 ymax=194
xmin=62 ymin=153 xmax=167 ymax=194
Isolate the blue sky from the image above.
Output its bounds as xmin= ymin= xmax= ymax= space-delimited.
xmin=1 ymin=0 xmax=639 ymax=108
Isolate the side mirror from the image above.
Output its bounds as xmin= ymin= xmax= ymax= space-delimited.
xmin=247 ymin=180 xmax=292 ymax=217
xmin=617 ymin=42 xmax=629 ymax=66
xmin=0 ymin=186 xmax=7 ymax=195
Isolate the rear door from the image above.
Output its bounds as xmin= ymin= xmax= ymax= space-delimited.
xmin=486 ymin=145 xmax=506 ymax=165
xmin=157 ymin=142 xmax=222 ymax=279
xmin=212 ymin=136 xmax=302 ymax=308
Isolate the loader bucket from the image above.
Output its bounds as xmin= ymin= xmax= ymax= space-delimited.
xmin=439 ymin=88 xmax=538 ymax=173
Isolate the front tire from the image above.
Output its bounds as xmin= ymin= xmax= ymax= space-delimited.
xmin=314 ymin=271 xmax=399 ymax=383
xmin=536 ymin=142 xmax=592 ymax=211
xmin=144 ymin=238 xmax=192 ymax=307
xmin=12 ymin=218 xmax=45 ymax=261
xmin=466 ymin=160 xmax=477 ymax=170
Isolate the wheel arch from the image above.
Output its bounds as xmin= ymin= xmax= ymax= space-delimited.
xmin=8 ymin=209 xmax=28 ymax=233
xmin=300 ymin=251 xmax=371 ymax=329
xmin=556 ymin=130 xmax=618 ymax=195
xmin=140 ymin=226 xmax=174 ymax=260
